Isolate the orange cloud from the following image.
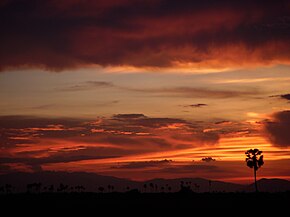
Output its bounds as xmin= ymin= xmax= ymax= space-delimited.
xmin=0 ymin=113 xmax=226 ymax=176
xmin=1 ymin=114 xmax=290 ymax=181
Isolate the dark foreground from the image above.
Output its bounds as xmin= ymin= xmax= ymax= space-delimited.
xmin=1 ymin=192 xmax=290 ymax=213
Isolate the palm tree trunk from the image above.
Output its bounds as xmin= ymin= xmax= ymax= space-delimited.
xmin=254 ymin=169 xmax=258 ymax=193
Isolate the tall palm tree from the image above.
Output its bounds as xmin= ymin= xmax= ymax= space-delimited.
xmin=208 ymin=180 xmax=212 ymax=192
xmin=107 ymin=185 xmax=111 ymax=193
xmin=149 ymin=183 xmax=154 ymax=193
xmin=143 ymin=184 xmax=147 ymax=193
xmin=48 ymin=185 xmax=54 ymax=193
xmin=154 ymin=184 xmax=158 ymax=193
xmin=245 ymin=148 xmax=264 ymax=192
xmin=35 ymin=182 xmax=42 ymax=193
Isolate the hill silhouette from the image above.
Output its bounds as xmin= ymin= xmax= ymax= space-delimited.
xmin=245 ymin=178 xmax=290 ymax=192
xmin=1 ymin=171 xmax=290 ymax=193
xmin=0 ymin=171 xmax=138 ymax=192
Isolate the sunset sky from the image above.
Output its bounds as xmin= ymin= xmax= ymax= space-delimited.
xmin=1 ymin=0 xmax=290 ymax=184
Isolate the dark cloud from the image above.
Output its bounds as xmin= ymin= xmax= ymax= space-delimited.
xmin=201 ymin=157 xmax=216 ymax=162
xmin=0 ymin=114 xmax=228 ymax=174
xmin=1 ymin=155 xmax=119 ymax=165
xmin=0 ymin=0 xmax=289 ymax=71
xmin=30 ymin=104 xmax=57 ymax=110
xmin=0 ymin=164 xmax=12 ymax=174
xmin=125 ymin=86 xmax=260 ymax=99
xmin=56 ymin=80 xmax=257 ymax=99
xmin=0 ymin=115 xmax=185 ymax=149
xmin=197 ymin=132 xmax=220 ymax=146
xmin=95 ymin=100 xmax=119 ymax=107
xmin=112 ymin=159 xmax=172 ymax=169
xmin=215 ymin=121 xmax=232 ymax=125
xmin=270 ymin=93 xmax=290 ymax=101
xmin=88 ymin=136 xmax=173 ymax=149
xmin=112 ymin=113 xmax=189 ymax=128
xmin=95 ymin=115 xmax=221 ymax=146
xmin=1 ymin=146 xmax=122 ymax=171
xmin=45 ymin=147 xmax=127 ymax=160
xmin=0 ymin=115 xmax=86 ymax=129
xmin=112 ymin=114 xmax=147 ymax=119
xmin=0 ymin=116 xmax=89 ymax=148
xmin=0 ymin=114 xmax=222 ymax=152
xmin=172 ymin=131 xmax=220 ymax=146
xmin=183 ymin=103 xmax=208 ymax=108
xmin=263 ymin=110 xmax=290 ymax=147
xmin=134 ymin=117 xmax=188 ymax=128
xmin=0 ymin=130 xmax=38 ymax=148
xmin=0 ymin=117 xmax=85 ymax=148
xmin=59 ymin=81 xmax=114 ymax=91
xmin=280 ymin=94 xmax=290 ymax=101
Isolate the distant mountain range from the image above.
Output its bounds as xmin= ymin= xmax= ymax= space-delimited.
xmin=246 ymin=178 xmax=290 ymax=192
xmin=0 ymin=171 xmax=289 ymax=193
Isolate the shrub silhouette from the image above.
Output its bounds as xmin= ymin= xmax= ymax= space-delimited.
xmin=98 ymin=186 xmax=105 ymax=193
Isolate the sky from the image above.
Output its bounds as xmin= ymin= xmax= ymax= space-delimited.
xmin=1 ymin=0 xmax=290 ymax=184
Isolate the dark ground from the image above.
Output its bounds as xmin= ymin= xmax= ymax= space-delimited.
xmin=1 ymin=192 xmax=289 ymax=214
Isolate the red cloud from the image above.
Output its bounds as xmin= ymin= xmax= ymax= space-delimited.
xmin=0 ymin=0 xmax=289 ymax=71
xmin=0 ymin=114 xmax=222 ymax=173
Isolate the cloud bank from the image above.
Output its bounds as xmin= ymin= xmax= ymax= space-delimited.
xmin=1 ymin=0 xmax=290 ymax=72
xmin=0 ymin=114 xmax=222 ymax=173
xmin=263 ymin=110 xmax=290 ymax=147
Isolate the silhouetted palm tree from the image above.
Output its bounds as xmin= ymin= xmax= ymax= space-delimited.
xmin=149 ymin=183 xmax=154 ymax=193
xmin=48 ymin=185 xmax=54 ymax=193
xmin=35 ymin=182 xmax=42 ymax=193
xmin=143 ymin=184 xmax=147 ymax=193
xmin=155 ymin=184 xmax=158 ymax=193
xmin=245 ymin=148 xmax=264 ymax=192
xmin=208 ymin=180 xmax=212 ymax=192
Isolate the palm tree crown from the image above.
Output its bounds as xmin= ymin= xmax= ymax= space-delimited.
xmin=245 ymin=149 xmax=264 ymax=170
